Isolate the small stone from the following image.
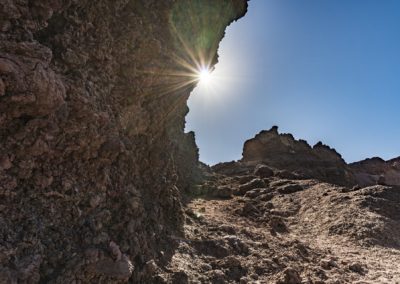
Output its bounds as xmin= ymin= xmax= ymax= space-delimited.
xmin=238 ymin=178 xmax=265 ymax=195
xmin=200 ymin=263 xmax=212 ymax=271
xmin=0 ymin=155 xmax=12 ymax=170
xmin=242 ymin=202 xmax=260 ymax=216
xmin=255 ymin=193 xmax=274 ymax=202
xmin=275 ymin=170 xmax=298 ymax=180
xmin=171 ymin=270 xmax=189 ymax=284
xmin=144 ymin=259 xmax=158 ymax=275
xmin=84 ymin=248 xmax=99 ymax=263
xmin=212 ymin=186 xmax=233 ymax=198
xmin=276 ymin=267 xmax=302 ymax=284
xmin=238 ymin=175 xmax=256 ymax=184
xmin=348 ymin=262 xmax=366 ymax=274
xmin=210 ymin=269 xmax=225 ymax=282
xmin=90 ymin=195 xmax=102 ymax=208
xmin=250 ymin=273 xmax=259 ymax=280
xmin=94 ymin=257 xmax=134 ymax=280
xmin=277 ymin=184 xmax=303 ymax=194
xmin=109 ymin=241 xmax=122 ymax=261
xmin=244 ymin=188 xmax=263 ymax=198
xmin=320 ymin=258 xmax=337 ymax=270
xmin=269 ymin=216 xmax=288 ymax=233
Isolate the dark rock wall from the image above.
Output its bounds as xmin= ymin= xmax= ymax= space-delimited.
xmin=0 ymin=0 xmax=247 ymax=282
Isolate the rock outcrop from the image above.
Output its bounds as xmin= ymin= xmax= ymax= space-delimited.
xmin=241 ymin=126 xmax=356 ymax=186
xmin=350 ymin=157 xmax=400 ymax=187
xmin=215 ymin=126 xmax=400 ymax=188
xmin=0 ymin=0 xmax=247 ymax=282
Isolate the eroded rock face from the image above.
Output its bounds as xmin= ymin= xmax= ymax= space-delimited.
xmin=350 ymin=157 xmax=400 ymax=187
xmin=0 ymin=0 xmax=247 ymax=282
xmin=241 ymin=126 xmax=356 ymax=186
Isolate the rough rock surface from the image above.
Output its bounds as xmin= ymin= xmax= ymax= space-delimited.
xmin=241 ymin=126 xmax=356 ymax=186
xmin=2 ymin=0 xmax=400 ymax=283
xmin=350 ymin=157 xmax=400 ymax=187
xmin=159 ymin=167 xmax=400 ymax=283
xmin=217 ymin=126 xmax=400 ymax=188
xmin=0 ymin=0 xmax=247 ymax=282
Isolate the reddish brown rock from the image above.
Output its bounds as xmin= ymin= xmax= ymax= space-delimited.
xmin=254 ymin=164 xmax=274 ymax=178
xmin=350 ymin=157 xmax=400 ymax=187
xmin=242 ymin=126 xmax=356 ymax=186
xmin=0 ymin=0 xmax=248 ymax=282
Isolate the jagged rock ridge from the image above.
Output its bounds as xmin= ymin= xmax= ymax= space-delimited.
xmin=240 ymin=126 xmax=356 ymax=186
xmin=215 ymin=126 xmax=400 ymax=187
xmin=350 ymin=157 xmax=400 ymax=187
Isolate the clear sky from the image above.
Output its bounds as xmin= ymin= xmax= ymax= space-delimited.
xmin=185 ymin=0 xmax=400 ymax=165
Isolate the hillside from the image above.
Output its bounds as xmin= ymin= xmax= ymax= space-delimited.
xmin=157 ymin=134 xmax=400 ymax=283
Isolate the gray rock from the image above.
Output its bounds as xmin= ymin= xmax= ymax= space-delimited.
xmin=254 ymin=164 xmax=274 ymax=178
xmin=277 ymin=184 xmax=303 ymax=194
xmin=212 ymin=186 xmax=234 ymax=198
xmin=276 ymin=268 xmax=302 ymax=284
xmin=238 ymin=178 xmax=266 ymax=195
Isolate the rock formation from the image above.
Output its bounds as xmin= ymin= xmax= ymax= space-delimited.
xmin=161 ymin=128 xmax=400 ymax=283
xmin=215 ymin=126 xmax=400 ymax=189
xmin=350 ymin=157 xmax=400 ymax=187
xmin=240 ymin=126 xmax=356 ymax=186
xmin=0 ymin=0 xmax=247 ymax=282
xmin=2 ymin=0 xmax=400 ymax=282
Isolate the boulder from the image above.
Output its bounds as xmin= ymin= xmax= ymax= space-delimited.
xmin=277 ymin=184 xmax=303 ymax=194
xmin=237 ymin=178 xmax=266 ymax=195
xmin=254 ymin=164 xmax=274 ymax=178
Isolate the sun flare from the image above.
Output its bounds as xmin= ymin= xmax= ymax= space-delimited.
xmin=197 ymin=67 xmax=213 ymax=85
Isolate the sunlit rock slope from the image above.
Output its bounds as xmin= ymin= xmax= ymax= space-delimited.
xmin=159 ymin=128 xmax=400 ymax=283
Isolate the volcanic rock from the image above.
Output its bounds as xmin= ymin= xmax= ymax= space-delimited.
xmin=350 ymin=157 xmax=400 ymax=187
xmin=242 ymin=126 xmax=356 ymax=186
xmin=254 ymin=164 xmax=274 ymax=178
xmin=0 ymin=0 xmax=248 ymax=282
xmin=276 ymin=268 xmax=302 ymax=284
xmin=238 ymin=178 xmax=266 ymax=195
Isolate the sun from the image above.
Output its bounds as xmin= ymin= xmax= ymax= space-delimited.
xmin=197 ymin=67 xmax=212 ymax=85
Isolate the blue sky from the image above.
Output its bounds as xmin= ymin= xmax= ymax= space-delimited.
xmin=186 ymin=0 xmax=400 ymax=165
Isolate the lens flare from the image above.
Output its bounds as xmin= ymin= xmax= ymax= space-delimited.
xmin=198 ymin=67 xmax=212 ymax=84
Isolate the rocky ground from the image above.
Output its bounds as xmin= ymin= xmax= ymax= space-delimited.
xmin=156 ymin=164 xmax=400 ymax=283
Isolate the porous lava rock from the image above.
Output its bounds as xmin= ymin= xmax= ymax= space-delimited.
xmin=0 ymin=0 xmax=247 ymax=282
